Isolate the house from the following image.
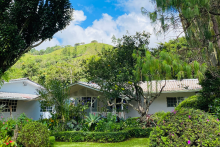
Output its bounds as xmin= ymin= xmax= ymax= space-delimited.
xmin=0 ymin=78 xmax=45 ymax=120
xmin=68 ymin=79 xmax=202 ymax=119
xmin=0 ymin=78 xmax=201 ymax=120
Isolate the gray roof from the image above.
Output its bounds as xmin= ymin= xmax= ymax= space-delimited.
xmin=0 ymin=92 xmax=39 ymax=100
xmin=4 ymin=78 xmax=44 ymax=88
xmin=75 ymin=79 xmax=201 ymax=93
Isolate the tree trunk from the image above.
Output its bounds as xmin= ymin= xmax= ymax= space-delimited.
xmin=140 ymin=109 xmax=149 ymax=122
xmin=211 ymin=15 xmax=220 ymax=65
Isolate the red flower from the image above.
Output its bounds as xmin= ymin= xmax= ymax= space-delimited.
xmin=6 ymin=143 xmax=9 ymax=145
xmin=6 ymin=127 xmax=7 ymax=129
xmin=9 ymin=140 xmax=13 ymax=143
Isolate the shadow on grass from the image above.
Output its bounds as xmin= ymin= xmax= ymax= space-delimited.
xmin=54 ymin=138 xmax=150 ymax=147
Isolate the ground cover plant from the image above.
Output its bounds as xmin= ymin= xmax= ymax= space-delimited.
xmin=149 ymin=108 xmax=220 ymax=147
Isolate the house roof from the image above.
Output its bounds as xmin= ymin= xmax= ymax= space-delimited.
xmin=4 ymin=78 xmax=44 ymax=89
xmin=0 ymin=92 xmax=39 ymax=100
xmin=69 ymin=82 xmax=101 ymax=92
xmin=140 ymin=79 xmax=201 ymax=93
xmin=74 ymin=79 xmax=201 ymax=93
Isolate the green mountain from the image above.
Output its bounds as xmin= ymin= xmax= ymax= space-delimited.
xmin=7 ymin=43 xmax=113 ymax=84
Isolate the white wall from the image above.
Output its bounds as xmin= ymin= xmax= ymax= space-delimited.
xmin=0 ymin=100 xmax=41 ymax=120
xmin=126 ymin=92 xmax=196 ymax=118
xmin=0 ymin=80 xmax=43 ymax=120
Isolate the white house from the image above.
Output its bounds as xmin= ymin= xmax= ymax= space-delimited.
xmin=67 ymin=79 xmax=201 ymax=118
xmin=0 ymin=78 xmax=201 ymax=120
xmin=0 ymin=78 xmax=45 ymax=120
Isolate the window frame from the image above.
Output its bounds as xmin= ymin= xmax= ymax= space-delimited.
xmin=80 ymin=97 xmax=96 ymax=108
xmin=40 ymin=106 xmax=53 ymax=112
xmin=0 ymin=99 xmax=18 ymax=112
xmin=166 ymin=97 xmax=184 ymax=107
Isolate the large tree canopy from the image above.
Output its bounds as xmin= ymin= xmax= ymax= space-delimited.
xmin=0 ymin=0 xmax=73 ymax=78
xmin=142 ymin=0 xmax=220 ymax=67
xmin=83 ymin=32 xmax=206 ymax=121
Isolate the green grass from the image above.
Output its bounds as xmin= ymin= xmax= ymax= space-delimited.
xmin=54 ymin=138 xmax=150 ymax=147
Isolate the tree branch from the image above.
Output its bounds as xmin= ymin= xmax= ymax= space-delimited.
xmin=31 ymin=40 xmax=45 ymax=48
xmin=107 ymin=100 xmax=124 ymax=107
xmin=147 ymin=80 xmax=166 ymax=107
xmin=209 ymin=11 xmax=220 ymax=16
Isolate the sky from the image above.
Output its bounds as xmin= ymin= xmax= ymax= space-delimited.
xmin=36 ymin=0 xmax=183 ymax=50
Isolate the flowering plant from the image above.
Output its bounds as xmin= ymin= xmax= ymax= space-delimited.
xmin=0 ymin=136 xmax=17 ymax=147
xmin=149 ymin=108 xmax=220 ymax=147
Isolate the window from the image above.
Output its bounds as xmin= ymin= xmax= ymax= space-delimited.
xmin=0 ymin=99 xmax=17 ymax=112
xmin=40 ymin=106 xmax=53 ymax=112
xmin=167 ymin=97 xmax=184 ymax=107
xmin=81 ymin=97 xmax=95 ymax=108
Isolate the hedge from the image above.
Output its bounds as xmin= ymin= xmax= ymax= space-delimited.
xmin=49 ymin=136 xmax=55 ymax=147
xmin=54 ymin=128 xmax=152 ymax=143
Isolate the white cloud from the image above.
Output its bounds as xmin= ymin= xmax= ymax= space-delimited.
xmin=73 ymin=10 xmax=87 ymax=24
xmin=35 ymin=38 xmax=60 ymax=50
xmin=36 ymin=2 xmax=183 ymax=50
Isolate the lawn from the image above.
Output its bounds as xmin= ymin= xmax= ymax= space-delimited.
xmin=54 ymin=138 xmax=150 ymax=147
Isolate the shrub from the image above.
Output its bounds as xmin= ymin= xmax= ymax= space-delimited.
xmin=149 ymin=108 xmax=220 ymax=147
xmin=94 ymin=113 xmax=124 ymax=132
xmin=0 ymin=118 xmax=17 ymax=138
xmin=54 ymin=128 xmax=152 ymax=143
xmin=49 ymin=136 xmax=55 ymax=147
xmin=150 ymin=111 xmax=167 ymax=124
xmin=18 ymin=121 xmax=50 ymax=147
xmin=0 ymin=136 xmax=17 ymax=147
xmin=175 ymin=95 xmax=201 ymax=111
xmin=85 ymin=113 xmax=101 ymax=131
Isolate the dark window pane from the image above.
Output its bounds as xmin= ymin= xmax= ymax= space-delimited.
xmin=167 ymin=97 xmax=177 ymax=107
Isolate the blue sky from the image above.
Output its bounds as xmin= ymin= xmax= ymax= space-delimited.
xmin=71 ymin=0 xmax=125 ymax=29
xmin=36 ymin=0 xmax=183 ymax=50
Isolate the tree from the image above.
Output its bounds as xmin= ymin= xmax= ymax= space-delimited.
xmin=37 ymin=80 xmax=70 ymax=122
xmin=91 ymin=40 xmax=98 ymax=43
xmin=44 ymin=61 xmax=80 ymax=85
xmin=74 ymin=43 xmax=80 ymax=46
xmin=151 ymin=37 xmax=204 ymax=64
xmin=0 ymin=0 xmax=73 ymax=78
xmin=84 ymin=32 xmax=206 ymax=121
xmin=142 ymin=0 xmax=220 ymax=67
xmin=111 ymin=35 xmax=117 ymax=45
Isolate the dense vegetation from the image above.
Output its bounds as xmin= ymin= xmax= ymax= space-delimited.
xmin=5 ymin=43 xmax=113 ymax=84
xmin=0 ymin=0 xmax=73 ymax=78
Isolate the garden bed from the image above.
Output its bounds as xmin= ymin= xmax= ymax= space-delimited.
xmin=54 ymin=128 xmax=152 ymax=143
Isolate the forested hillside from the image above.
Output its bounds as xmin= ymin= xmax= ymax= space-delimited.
xmin=6 ymin=43 xmax=113 ymax=84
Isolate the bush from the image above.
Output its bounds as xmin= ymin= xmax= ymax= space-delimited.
xmin=54 ymin=128 xmax=152 ymax=143
xmin=150 ymin=111 xmax=167 ymax=124
xmin=94 ymin=113 xmax=124 ymax=132
xmin=18 ymin=121 xmax=50 ymax=147
xmin=175 ymin=95 xmax=201 ymax=111
xmin=149 ymin=108 xmax=220 ymax=147
xmin=49 ymin=136 xmax=55 ymax=147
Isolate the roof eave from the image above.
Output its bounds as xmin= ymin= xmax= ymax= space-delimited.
xmin=144 ymin=89 xmax=201 ymax=94
xmin=69 ymin=82 xmax=101 ymax=92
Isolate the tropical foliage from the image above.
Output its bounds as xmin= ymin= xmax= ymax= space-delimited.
xmin=0 ymin=0 xmax=73 ymax=78
xmin=37 ymin=79 xmax=70 ymax=122
xmin=142 ymin=0 xmax=220 ymax=67
xmin=84 ymin=32 xmax=206 ymax=121
xmin=5 ymin=43 xmax=113 ymax=84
